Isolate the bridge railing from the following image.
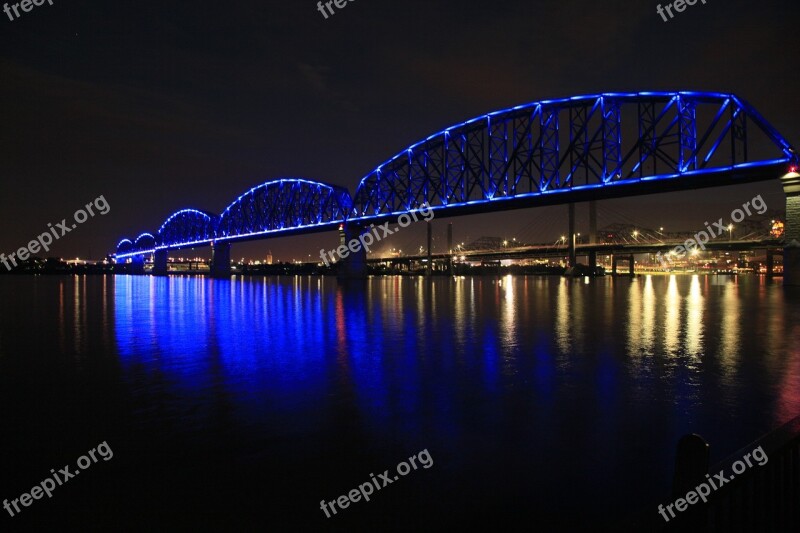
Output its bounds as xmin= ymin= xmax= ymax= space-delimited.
xmin=693 ymin=415 xmax=800 ymax=533
xmin=622 ymin=413 xmax=800 ymax=532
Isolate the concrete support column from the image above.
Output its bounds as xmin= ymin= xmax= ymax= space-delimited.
xmin=131 ymin=255 xmax=145 ymax=275
xmin=629 ymin=254 xmax=635 ymax=278
xmin=447 ymin=222 xmax=453 ymax=274
xmin=611 ymin=255 xmax=617 ymax=276
xmin=588 ymin=251 xmax=597 ymax=271
xmin=426 ymin=220 xmax=433 ymax=276
xmin=568 ymin=203 xmax=576 ymax=267
xmin=588 ymin=201 xmax=597 ymax=270
xmin=153 ymin=249 xmax=168 ymax=276
xmin=337 ymin=223 xmax=368 ymax=280
xmin=783 ymin=171 xmax=800 ymax=286
xmin=766 ymin=249 xmax=775 ymax=278
xmin=211 ymin=242 xmax=231 ymax=278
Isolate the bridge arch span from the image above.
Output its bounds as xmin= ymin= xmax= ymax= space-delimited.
xmin=353 ymin=91 xmax=797 ymax=218
xmin=215 ymin=178 xmax=353 ymax=241
xmin=133 ymin=233 xmax=156 ymax=251
xmin=157 ymin=209 xmax=216 ymax=249
xmin=116 ymin=238 xmax=134 ymax=255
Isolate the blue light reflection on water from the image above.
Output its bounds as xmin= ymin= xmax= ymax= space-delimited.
xmin=107 ymin=273 xmax=800 ymax=528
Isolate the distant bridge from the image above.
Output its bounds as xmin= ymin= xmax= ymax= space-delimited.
xmin=111 ymin=91 xmax=800 ymax=282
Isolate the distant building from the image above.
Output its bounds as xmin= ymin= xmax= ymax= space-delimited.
xmin=771 ymin=220 xmax=785 ymax=238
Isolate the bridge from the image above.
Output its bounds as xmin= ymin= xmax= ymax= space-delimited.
xmin=370 ymin=238 xmax=785 ymax=275
xmin=112 ymin=91 xmax=800 ymax=283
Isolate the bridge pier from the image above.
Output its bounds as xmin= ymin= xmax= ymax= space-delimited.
xmin=210 ymin=242 xmax=231 ymax=278
xmin=782 ymin=171 xmax=800 ymax=286
xmin=588 ymin=201 xmax=597 ymax=271
xmin=610 ymin=254 xmax=634 ymax=277
xmin=588 ymin=251 xmax=597 ymax=271
xmin=766 ymin=249 xmax=775 ymax=278
xmin=447 ymin=222 xmax=453 ymax=274
xmin=153 ymin=249 xmax=168 ymax=276
xmin=337 ymin=223 xmax=368 ymax=280
xmin=568 ymin=203 xmax=577 ymax=267
xmin=131 ymin=255 xmax=145 ymax=275
xmin=426 ymin=220 xmax=432 ymax=276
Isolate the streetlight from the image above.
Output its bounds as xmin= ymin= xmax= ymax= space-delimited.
xmin=728 ymin=224 xmax=734 ymax=241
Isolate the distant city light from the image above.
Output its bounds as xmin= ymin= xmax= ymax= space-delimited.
xmin=771 ymin=220 xmax=785 ymax=238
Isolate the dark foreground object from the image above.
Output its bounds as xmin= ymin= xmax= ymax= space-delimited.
xmin=624 ymin=413 xmax=800 ymax=532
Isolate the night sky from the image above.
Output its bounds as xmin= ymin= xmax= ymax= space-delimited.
xmin=1 ymin=0 xmax=798 ymax=261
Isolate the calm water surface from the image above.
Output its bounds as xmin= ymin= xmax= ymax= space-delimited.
xmin=1 ymin=274 xmax=798 ymax=531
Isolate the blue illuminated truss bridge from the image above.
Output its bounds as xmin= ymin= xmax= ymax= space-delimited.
xmin=115 ymin=91 xmax=798 ymax=259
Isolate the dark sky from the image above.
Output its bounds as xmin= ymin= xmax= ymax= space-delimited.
xmin=1 ymin=0 xmax=798 ymax=261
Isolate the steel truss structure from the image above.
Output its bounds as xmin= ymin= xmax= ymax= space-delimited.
xmin=352 ymin=92 xmax=796 ymax=218
xmin=116 ymin=179 xmax=352 ymax=257
xmin=115 ymin=92 xmax=797 ymax=259
xmin=157 ymin=210 xmax=216 ymax=250
xmin=215 ymin=179 xmax=352 ymax=242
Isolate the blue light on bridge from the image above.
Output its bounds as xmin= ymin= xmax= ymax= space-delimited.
xmin=113 ymin=91 xmax=797 ymax=257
